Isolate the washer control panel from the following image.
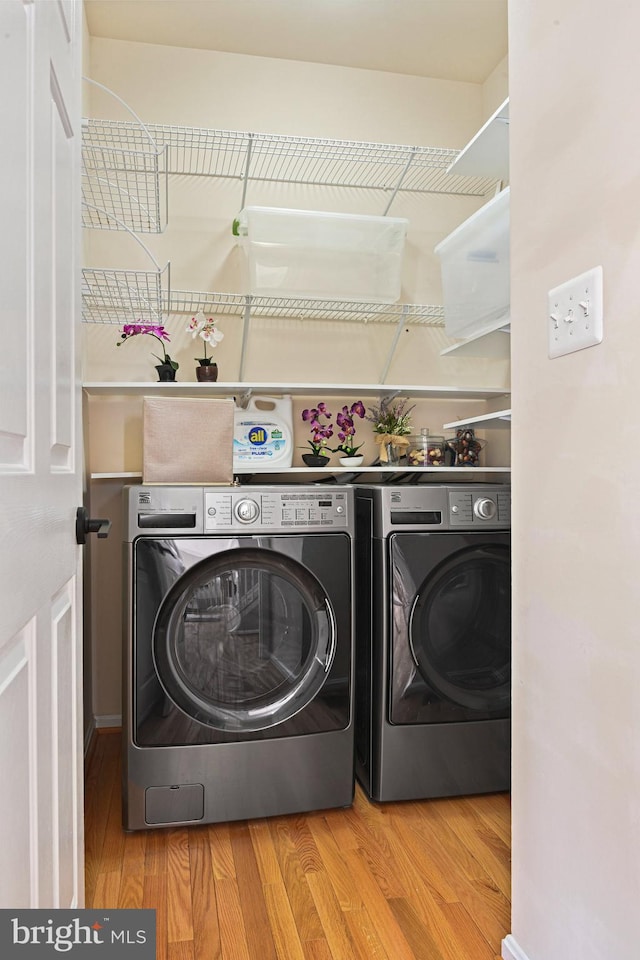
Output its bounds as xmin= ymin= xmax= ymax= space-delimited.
xmin=449 ymin=488 xmax=511 ymax=527
xmin=205 ymin=488 xmax=350 ymax=531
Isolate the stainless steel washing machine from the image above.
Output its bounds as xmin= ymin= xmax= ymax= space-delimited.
xmin=354 ymin=483 xmax=511 ymax=802
xmin=122 ymin=484 xmax=355 ymax=830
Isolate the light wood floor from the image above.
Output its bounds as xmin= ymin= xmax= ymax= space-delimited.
xmin=85 ymin=730 xmax=510 ymax=960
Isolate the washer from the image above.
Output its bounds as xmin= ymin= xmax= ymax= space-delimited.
xmin=122 ymin=484 xmax=355 ymax=830
xmin=354 ymin=483 xmax=511 ymax=802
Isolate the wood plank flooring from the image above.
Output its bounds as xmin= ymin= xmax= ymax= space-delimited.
xmin=85 ymin=731 xmax=510 ymax=960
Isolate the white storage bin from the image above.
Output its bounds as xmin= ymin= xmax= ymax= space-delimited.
xmin=435 ymin=187 xmax=510 ymax=338
xmin=237 ymin=206 xmax=408 ymax=302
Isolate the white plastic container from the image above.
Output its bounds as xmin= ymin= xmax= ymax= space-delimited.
xmin=233 ymin=395 xmax=293 ymax=471
xmin=435 ymin=187 xmax=510 ymax=338
xmin=237 ymin=206 xmax=408 ymax=302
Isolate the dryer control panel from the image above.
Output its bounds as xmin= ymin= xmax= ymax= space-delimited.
xmin=364 ymin=483 xmax=511 ymax=537
xmin=204 ymin=487 xmax=351 ymax=532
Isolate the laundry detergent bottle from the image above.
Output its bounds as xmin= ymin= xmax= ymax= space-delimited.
xmin=233 ymin=395 xmax=294 ymax=471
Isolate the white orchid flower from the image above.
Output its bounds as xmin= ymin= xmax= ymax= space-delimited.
xmin=200 ymin=323 xmax=224 ymax=346
xmin=187 ymin=310 xmax=207 ymax=337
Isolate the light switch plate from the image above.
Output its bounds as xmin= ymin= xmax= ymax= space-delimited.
xmin=548 ymin=266 xmax=603 ymax=359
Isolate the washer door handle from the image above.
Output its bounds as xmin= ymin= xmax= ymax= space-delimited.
xmin=76 ymin=506 xmax=112 ymax=545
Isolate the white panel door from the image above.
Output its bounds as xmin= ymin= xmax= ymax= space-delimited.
xmin=0 ymin=0 xmax=83 ymax=908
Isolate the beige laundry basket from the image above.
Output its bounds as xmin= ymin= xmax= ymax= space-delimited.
xmin=142 ymin=396 xmax=234 ymax=484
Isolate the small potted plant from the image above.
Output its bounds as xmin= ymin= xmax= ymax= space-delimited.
xmin=332 ymin=401 xmax=366 ymax=466
xmin=187 ymin=312 xmax=224 ymax=381
xmin=366 ymin=397 xmax=414 ymax=463
xmin=300 ymin=403 xmax=334 ymax=466
xmin=116 ymin=322 xmax=179 ymax=381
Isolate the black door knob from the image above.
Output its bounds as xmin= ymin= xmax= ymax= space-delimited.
xmin=76 ymin=506 xmax=112 ymax=545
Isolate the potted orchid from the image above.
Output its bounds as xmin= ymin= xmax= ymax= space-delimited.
xmin=366 ymin=397 xmax=415 ymax=463
xmin=116 ymin=322 xmax=179 ymax=381
xmin=187 ymin=312 xmax=224 ymax=381
xmin=300 ymin=403 xmax=334 ymax=466
xmin=332 ymin=401 xmax=366 ymax=466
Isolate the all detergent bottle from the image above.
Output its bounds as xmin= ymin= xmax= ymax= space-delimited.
xmin=233 ymin=395 xmax=294 ymax=471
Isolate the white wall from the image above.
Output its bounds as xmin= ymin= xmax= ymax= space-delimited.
xmin=508 ymin=3 xmax=640 ymax=958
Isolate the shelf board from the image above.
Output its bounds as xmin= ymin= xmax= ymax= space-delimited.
xmin=90 ymin=472 xmax=146 ymax=480
xmin=89 ymin=465 xmax=510 ymax=480
xmin=83 ymin=382 xmax=511 ymax=401
xmin=447 ymin=98 xmax=509 ymax=181
xmin=441 ymin=318 xmax=511 ymax=359
xmin=443 ymin=408 xmax=512 ymax=430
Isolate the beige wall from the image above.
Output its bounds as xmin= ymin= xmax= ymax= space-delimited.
xmin=508 ymin=3 xmax=640 ymax=959
xmin=83 ymin=36 xmax=510 ymax=389
xmin=83 ymin=38 xmax=510 ymax=719
xmin=483 ymin=53 xmax=509 ymax=118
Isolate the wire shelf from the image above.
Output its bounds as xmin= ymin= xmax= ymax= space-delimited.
xmin=82 ymin=119 xmax=499 ymax=198
xmin=168 ymin=291 xmax=445 ymax=326
xmin=82 ymin=121 xmax=168 ymax=233
xmin=80 ymin=271 xmax=443 ymax=327
xmin=81 ymin=264 xmax=170 ymax=325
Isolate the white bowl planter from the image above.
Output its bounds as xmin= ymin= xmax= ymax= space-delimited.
xmin=339 ymin=455 xmax=364 ymax=468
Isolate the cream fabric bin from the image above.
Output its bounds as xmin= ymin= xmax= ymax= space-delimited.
xmin=143 ymin=397 xmax=234 ymax=484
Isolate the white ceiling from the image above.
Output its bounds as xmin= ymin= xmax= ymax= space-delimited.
xmin=84 ymin=0 xmax=508 ymax=84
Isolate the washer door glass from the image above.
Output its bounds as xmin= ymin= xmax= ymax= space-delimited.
xmin=408 ymin=543 xmax=511 ymax=713
xmin=153 ymin=547 xmax=336 ymax=732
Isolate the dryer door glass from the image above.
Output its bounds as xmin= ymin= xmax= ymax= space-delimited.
xmin=153 ymin=546 xmax=336 ymax=732
xmin=390 ymin=533 xmax=511 ymax=723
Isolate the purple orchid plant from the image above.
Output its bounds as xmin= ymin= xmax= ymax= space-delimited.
xmin=301 ymin=403 xmax=334 ymax=457
xmin=116 ymin=323 xmax=179 ymax=371
xmin=332 ymin=401 xmax=366 ymax=457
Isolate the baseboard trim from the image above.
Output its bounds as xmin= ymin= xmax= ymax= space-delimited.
xmin=502 ymin=935 xmax=531 ymax=960
xmin=95 ymin=714 xmax=122 ymax=729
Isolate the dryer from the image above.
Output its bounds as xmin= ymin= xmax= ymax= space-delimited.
xmin=354 ymin=483 xmax=511 ymax=802
xmin=123 ymin=484 xmax=355 ymax=830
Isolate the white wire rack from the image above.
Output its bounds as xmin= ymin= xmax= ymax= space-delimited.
xmin=81 ymin=265 xmax=170 ymax=325
xmin=80 ymin=274 xmax=444 ymax=329
xmin=82 ymin=119 xmax=500 ymax=205
xmin=167 ymin=291 xmax=445 ymax=326
xmin=81 ymin=141 xmax=168 ymax=233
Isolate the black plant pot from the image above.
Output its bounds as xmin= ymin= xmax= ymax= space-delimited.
xmin=302 ymin=453 xmax=330 ymax=467
xmin=155 ymin=363 xmax=177 ymax=382
xmin=195 ymin=361 xmax=219 ymax=382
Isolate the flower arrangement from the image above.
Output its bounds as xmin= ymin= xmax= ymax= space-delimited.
xmin=366 ymin=397 xmax=415 ymax=462
xmin=332 ymin=401 xmax=366 ymax=457
xmin=116 ymin=323 xmax=179 ymax=373
xmin=186 ymin=311 xmax=224 ymax=365
xmin=301 ymin=403 xmax=334 ymax=458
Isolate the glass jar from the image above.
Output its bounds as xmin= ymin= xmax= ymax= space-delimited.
xmin=446 ymin=428 xmax=485 ymax=466
xmin=407 ymin=429 xmax=446 ymax=467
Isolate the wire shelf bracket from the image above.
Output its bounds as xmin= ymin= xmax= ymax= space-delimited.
xmin=82 ymin=79 xmax=168 ymax=233
xmin=82 ymin=263 xmax=171 ymax=325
